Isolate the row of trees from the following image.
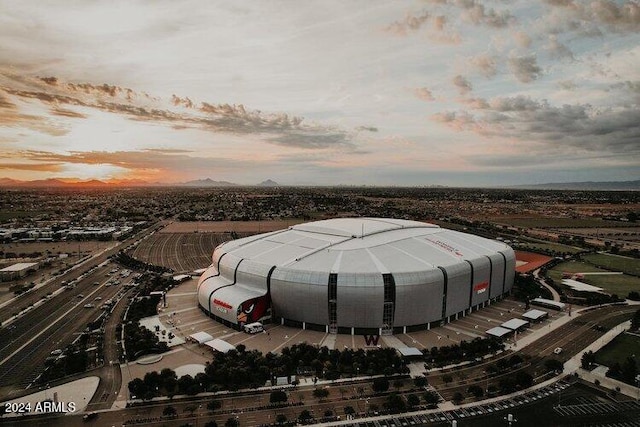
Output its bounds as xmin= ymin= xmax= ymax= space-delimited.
xmin=122 ymin=273 xmax=178 ymax=361
xmin=123 ymin=323 xmax=168 ymax=362
xmin=114 ymin=251 xmax=172 ymax=273
xmin=606 ymin=356 xmax=638 ymax=386
xmin=424 ymin=337 xmax=505 ymax=367
xmin=129 ymin=343 xmax=407 ymax=399
xmin=126 ymin=295 xmax=162 ymax=323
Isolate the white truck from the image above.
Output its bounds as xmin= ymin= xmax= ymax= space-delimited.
xmin=243 ymin=322 xmax=264 ymax=334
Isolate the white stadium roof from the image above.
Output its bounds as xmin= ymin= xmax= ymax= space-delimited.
xmin=219 ymin=217 xmax=510 ymax=274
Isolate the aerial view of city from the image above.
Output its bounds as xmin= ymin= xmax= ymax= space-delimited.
xmin=1 ymin=1 xmax=639 ymax=427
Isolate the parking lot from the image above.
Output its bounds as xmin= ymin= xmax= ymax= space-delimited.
xmin=336 ymin=380 xmax=640 ymax=427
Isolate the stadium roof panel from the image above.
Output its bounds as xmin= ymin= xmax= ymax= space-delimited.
xmin=221 ymin=217 xmax=511 ymax=274
xmin=291 ymin=217 xmax=436 ymax=238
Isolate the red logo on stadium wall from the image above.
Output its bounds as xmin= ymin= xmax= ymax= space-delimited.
xmin=237 ymin=295 xmax=270 ymax=325
xmin=213 ymin=299 xmax=232 ymax=310
xmin=474 ymin=282 xmax=489 ymax=294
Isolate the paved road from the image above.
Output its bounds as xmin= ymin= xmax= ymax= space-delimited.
xmin=1 ymin=302 xmax=636 ymax=426
xmin=2 ymin=378 xmax=406 ymax=427
xmin=0 ymin=223 xmax=159 ymax=399
xmin=85 ymin=281 xmax=135 ymax=411
xmin=533 ymin=268 xmax=560 ymax=302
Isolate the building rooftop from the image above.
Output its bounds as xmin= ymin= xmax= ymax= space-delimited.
xmin=0 ymin=262 xmax=38 ymax=272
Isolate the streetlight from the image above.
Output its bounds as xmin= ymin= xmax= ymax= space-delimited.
xmin=504 ymin=413 xmax=517 ymax=426
xmin=482 ymin=370 xmax=488 ymax=395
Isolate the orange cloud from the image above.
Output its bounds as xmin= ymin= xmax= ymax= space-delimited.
xmin=0 ymin=162 xmax=63 ymax=172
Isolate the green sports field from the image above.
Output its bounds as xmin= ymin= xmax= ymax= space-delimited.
xmin=547 ymin=260 xmax=640 ymax=297
xmin=582 ymin=253 xmax=640 ymax=276
xmin=595 ymin=332 xmax=640 ymax=369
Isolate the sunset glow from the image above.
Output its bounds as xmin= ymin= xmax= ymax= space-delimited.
xmin=0 ymin=0 xmax=638 ymax=186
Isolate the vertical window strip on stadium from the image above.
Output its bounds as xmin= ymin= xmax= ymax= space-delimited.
xmin=499 ymin=252 xmax=507 ymax=295
xmin=485 ymin=255 xmax=493 ymax=301
xmin=328 ymin=273 xmax=337 ymax=329
xmin=465 ymin=260 xmax=474 ymax=310
xmin=382 ymin=273 xmax=396 ymax=330
xmin=266 ymin=265 xmax=276 ymax=319
xmin=437 ymin=266 xmax=448 ymax=319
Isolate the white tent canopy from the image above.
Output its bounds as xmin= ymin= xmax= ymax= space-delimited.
xmin=501 ymin=318 xmax=529 ymax=331
xmin=486 ymin=326 xmax=512 ymax=338
xmin=397 ymin=347 xmax=423 ymax=357
xmin=204 ymin=338 xmax=236 ymax=353
xmin=189 ymin=332 xmax=214 ymax=344
xmin=523 ymin=309 xmax=548 ymax=321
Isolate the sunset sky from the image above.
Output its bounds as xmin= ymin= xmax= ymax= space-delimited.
xmin=0 ymin=0 xmax=638 ymax=186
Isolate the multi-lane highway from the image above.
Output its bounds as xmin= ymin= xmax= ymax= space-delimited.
xmin=0 ymin=223 xmax=159 ymax=399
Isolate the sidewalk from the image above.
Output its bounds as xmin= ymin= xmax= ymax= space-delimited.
xmin=565 ymin=320 xmax=639 ymax=399
xmin=0 ymin=377 xmax=100 ymax=417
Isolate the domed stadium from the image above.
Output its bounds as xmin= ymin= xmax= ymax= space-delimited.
xmin=197 ymin=217 xmax=515 ymax=335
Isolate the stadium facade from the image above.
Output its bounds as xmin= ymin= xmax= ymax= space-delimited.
xmin=197 ymin=218 xmax=515 ymax=335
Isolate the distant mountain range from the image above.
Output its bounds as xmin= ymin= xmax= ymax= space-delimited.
xmin=181 ymin=178 xmax=238 ymax=187
xmin=508 ymin=180 xmax=640 ymax=191
xmin=0 ymin=177 xmax=281 ymax=188
xmin=0 ymin=177 xmax=636 ymax=190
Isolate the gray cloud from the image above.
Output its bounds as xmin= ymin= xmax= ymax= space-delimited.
xmin=469 ymin=54 xmax=497 ymax=78
xmin=454 ymin=0 xmax=515 ymax=28
xmin=513 ymin=31 xmax=532 ymax=49
xmin=453 ymin=75 xmax=473 ymax=94
xmin=557 ymin=80 xmax=577 ymax=90
xmin=433 ymin=95 xmax=640 ymax=157
xmin=268 ymin=131 xmax=354 ymax=150
xmin=414 ymin=87 xmax=435 ymax=101
xmin=356 ymin=126 xmax=378 ymax=132
xmin=19 ymin=149 xmax=256 ymax=173
xmin=508 ymin=55 xmax=543 ymax=83
xmin=1 ymin=71 xmax=356 ymax=151
xmin=385 ymin=10 xmax=430 ymax=35
xmin=546 ymin=35 xmax=574 ymax=60
xmin=544 ymin=0 xmax=640 ymax=34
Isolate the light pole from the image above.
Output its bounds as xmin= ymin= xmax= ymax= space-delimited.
xmin=504 ymin=413 xmax=517 ymax=426
xmin=483 ymin=370 xmax=488 ymax=396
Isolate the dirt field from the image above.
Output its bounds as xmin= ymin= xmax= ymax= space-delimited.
xmin=556 ymin=227 xmax=640 ymax=242
xmin=161 ymin=220 xmax=305 ymax=233
xmin=514 ymin=251 xmax=553 ymax=273
xmin=129 ymin=233 xmax=229 ymax=272
xmin=1 ymin=240 xmax=114 ymax=257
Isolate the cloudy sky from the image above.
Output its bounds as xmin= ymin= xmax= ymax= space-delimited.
xmin=0 ymin=0 xmax=638 ymax=186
